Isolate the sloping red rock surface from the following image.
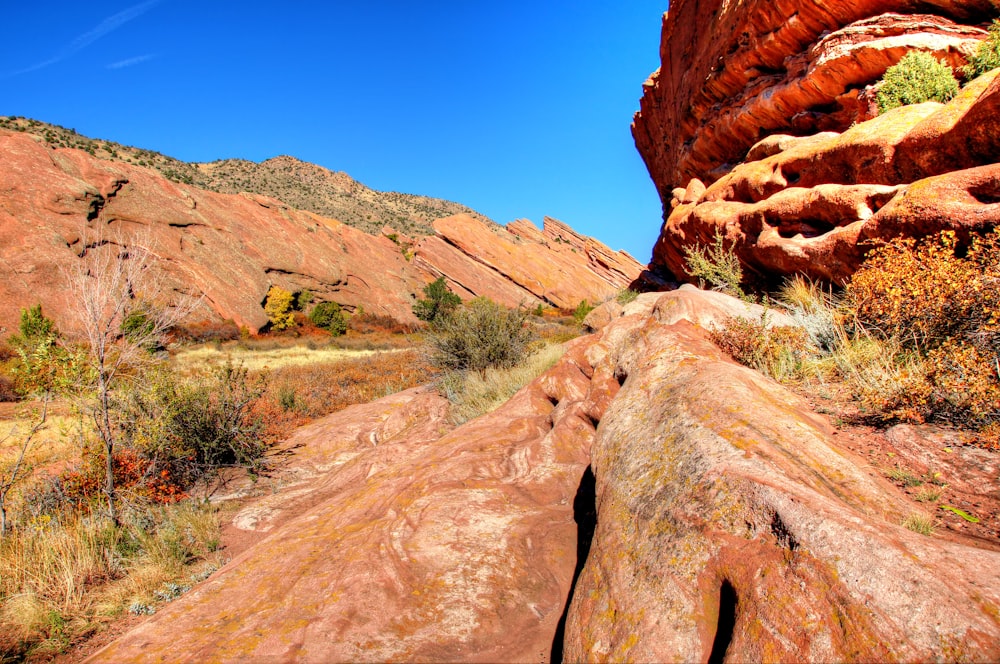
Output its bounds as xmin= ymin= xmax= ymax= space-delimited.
xmin=562 ymin=294 xmax=1000 ymax=661
xmin=0 ymin=130 xmax=642 ymax=333
xmin=88 ymin=340 xmax=601 ymax=662
xmin=634 ymin=0 xmax=1000 ymax=283
xmin=89 ymin=289 xmax=1000 ymax=662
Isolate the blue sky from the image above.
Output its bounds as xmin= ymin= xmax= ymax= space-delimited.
xmin=2 ymin=1 xmax=667 ymax=261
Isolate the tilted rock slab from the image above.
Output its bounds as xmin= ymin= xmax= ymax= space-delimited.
xmin=0 ymin=130 xmax=642 ymax=333
xmin=87 ymin=340 xmax=605 ymax=662
xmin=563 ymin=292 xmax=1000 ymax=662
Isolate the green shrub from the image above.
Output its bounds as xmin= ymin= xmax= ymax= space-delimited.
xmin=682 ymin=231 xmax=747 ymax=299
xmin=16 ymin=304 xmax=55 ymax=341
xmin=616 ymin=289 xmax=639 ymax=305
xmin=7 ymin=305 xmax=85 ymax=397
xmin=294 ymin=289 xmax=314 ymax=311
xmin=963 ymin=19 xmax=1000 ymax=80
xmin=263 ymin=286 xmax=295 ymax=330
xmin=876 ymin=51 xmax=959 ymax=114
xmin=413 ymin=277 xmax=461 ymax=325
xmin=573 ymin=300 xmax=595 ymax=324
xmin=428 ymin=298 xmax=534 ymax=374
xmin=309 ymin=301 xmax=348 ymax=335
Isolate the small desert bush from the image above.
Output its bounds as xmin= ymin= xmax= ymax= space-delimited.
xmin=348 ymin=312 xmax=419 ymax=335
xmin=963 ymin=19 xmax=1000 ymax=80
xmin=6 ymin=305 xmax=88 ymax=398
xmin=170 ymin=319 xmax=241 ymax=344
xmin=710 ymin=314 xmax=814 ymax=382
xmin=849 ymin=230 xmax=1000 ymax=351
xmin=683 ymin=231 xmax=747 ymax=299
xmin=876 ymin=51 xmax=959 ymax=114
xmin=27 ymin=363 xmax=271 ymax=513
xmin=428 ymin=298 xmax=534 ymax=374
xmin=572 ymin=299 xmax=595 ymax=325
xmin=845 ymin=230 xmax=1000 ymax=428
xmin=439 ymin=344 xmax=565 ymax=424
xmin=309 ymin=301 xmax=347 ymax=335
xmin=616 ymin=289 xmax=640 ymax=305
xmin=901 ymin=512 xmax=936 ymax=536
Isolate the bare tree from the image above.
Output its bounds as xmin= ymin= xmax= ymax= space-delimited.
xmin=0 ymin=399 xmax=48 ymax=537
xmin=67 ymin=226 xmax=200 ymax=524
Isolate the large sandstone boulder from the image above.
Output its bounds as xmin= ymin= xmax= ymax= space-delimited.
xmin=0 ymin=130 xmax=643 ymax=334
xmin=565 ymin=292 xmax=1000 ymax=662
xmin=634 ymin=0 xmax=1000 ymax=284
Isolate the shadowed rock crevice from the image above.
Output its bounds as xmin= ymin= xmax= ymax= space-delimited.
xmin=551 ymin=465 xmax=598 ymax=664
xmin=708 ymin=580 xmax=739 ymax=664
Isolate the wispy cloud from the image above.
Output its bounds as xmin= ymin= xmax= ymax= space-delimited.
xmin=107 ymin=53 xmax=157 ymax=70
xmin=4 ymin=0 xmax=163 ymax=78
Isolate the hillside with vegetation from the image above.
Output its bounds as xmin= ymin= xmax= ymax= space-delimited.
xmin=0 ymin=116 xmax=493 ymax=236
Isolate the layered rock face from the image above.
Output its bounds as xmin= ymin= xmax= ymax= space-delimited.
xmin=89 ymin=289 xmax=1000 ymax=662
xmin=0 ymin=130 xmax=641 ymax=333
xmin=633 ymin=0 xmax=1000 ymax=283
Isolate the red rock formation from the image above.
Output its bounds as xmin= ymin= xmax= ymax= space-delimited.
xmin=634 ymin=0 xmax=1000 ymax=284
xmin=0 ymin=130 xmax=643 ymax=333
xmin=88 ymin=340 xmax=602 ymax=662
xmin=560 ymin=292 xmax=1000 ymax=661
xmin=652 ymin=71 xmax=1000 ymax=283
xmin=88 ymin=288 xmax=1000 ymax=662
xmin=633 ymin=1 xmax=992 ymax=191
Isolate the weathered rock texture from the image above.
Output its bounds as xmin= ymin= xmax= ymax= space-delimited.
xmin=89 ymin=289 xmax=1000 ymax=662
xmin=565 ymin=294 xmax=1000 ymax=662
xmin=0 ymin=130 xmax=642 ymax=333
xmin=634 ymin=0 xmax=1000 ymax=283
xmin=88 ymin=339 xmax=602 ymax=662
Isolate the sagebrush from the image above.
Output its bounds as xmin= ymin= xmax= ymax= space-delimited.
xmin=876 ymin=51 xmax=958 ymax=114
xmin=429 ymin=298 xmax=533 ymax=374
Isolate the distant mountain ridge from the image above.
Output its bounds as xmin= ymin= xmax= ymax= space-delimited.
xmin=0 ymin=125 xmax=644 ymax=333
xmin=0 ymin=116 xmax=494 ymax=236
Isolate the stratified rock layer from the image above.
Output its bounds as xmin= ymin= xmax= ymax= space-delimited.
xmin=90 ymin=289 xmax=1000 ymax=662
xmin=0 ymin=130 xmax=642 ymax=333
xmin=634 ymin=0 xmax=1000 ymax=283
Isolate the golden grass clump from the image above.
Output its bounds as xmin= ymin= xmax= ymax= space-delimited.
xmin=439 ymin=343 xmax=564 ymax=424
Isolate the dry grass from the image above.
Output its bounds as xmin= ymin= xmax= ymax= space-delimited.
xmin=265 ymin=349 xmax=433 ymax=421
xmin=172 ymin=344 xmax=402 ymax=374
xmin=901 ymin=512 xmax=937 ymax=536
xmin=0 ymin=501 xmax=224 ymax=659
xmin=439 ymin=344 xmax=565 ymax=424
